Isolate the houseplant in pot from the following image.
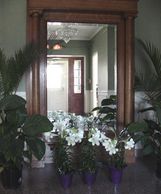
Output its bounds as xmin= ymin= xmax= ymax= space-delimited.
xmin=52 ymin=112 xmax=84 ymax=189
xmin=127 ymin=116 xmax=161 ymax=178
xmin=55 ymin=137 xmax=74 ymax=189
xmin=0 ymin=44 xmax=53 ymax=189
xmin=79 ymin=138 xmax=98 ymax=186
xmin=101 ymin=126 xmax=135 ymax=185
xmin=127 ymin=39 xmax=161 ymax=178
xmin=79 ymin=115 xmax=105 ymax=187
xmin=0 ymin=95 xmax=53 ymax=189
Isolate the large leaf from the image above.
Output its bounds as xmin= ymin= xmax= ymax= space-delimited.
xmin=26 ymin=137 xmax=45 ymax=160
xmin=142 ymin=144 xmax=154 ymax=155
xmin=155 ymin=103 xmax=161 ymax=124
xmin=22 ymin=114 xmax=53 ymax=136
xmin=127 ymin=121 xmax=148 ymax=133
xmin=0 ymin=135 xmax=24 ymax=164
xmin=0 ymin=94 xmax=26 ymax=111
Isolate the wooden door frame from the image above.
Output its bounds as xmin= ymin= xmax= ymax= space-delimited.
xmin=47 ymin=55 xmax=85 ymax=114
xmin=68 ymin=57 xmax=84 ymax=115
xmin=27 ymin=0 xmax=139 ymax=130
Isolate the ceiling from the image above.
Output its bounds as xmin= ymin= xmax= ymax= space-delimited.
xmin=47 ymin=22 xmax=107 ymax=41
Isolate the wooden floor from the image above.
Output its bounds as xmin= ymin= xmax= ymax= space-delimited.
xmin=0 ymin=156 xmax=161 ymax=194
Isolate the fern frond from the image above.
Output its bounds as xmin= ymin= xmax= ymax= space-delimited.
xmin=0 ymin=43 xmax=39 ymax=97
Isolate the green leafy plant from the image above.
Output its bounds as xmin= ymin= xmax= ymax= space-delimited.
xmin=135 ymin=39 xmax=161 ymax=103
xmin=55 ymin=137 xmax=74 ymax=175
xmin=0 ymin=44 xmax=53 ymax=173
xmin=128 ymin=39 xmax=161 ymax=158
xmin=92 ymin=95 xmax=117 ymax=127
xmin=128 ymin=116 xmax=161 ymax=158
xmin=102 ymin=127 xmax=135 ymax=170
xmin=0 ymin=43 xmax=39 ymax=98
xmin=79 ymin=140 xmax=97 ymax=173
xmin=0 ymin=94 xmax=53 ymax=172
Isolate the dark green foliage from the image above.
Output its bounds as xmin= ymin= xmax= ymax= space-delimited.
xmin=108 ymin=150 xmax=127 ymax=170
xmin=55 ymin=137 xmax=74 ymax=175
xmin=0 ymin=95 xmax=53 ymax=172
xmin=92 ymin=95 xmax=117 ymax=126
xmin=0 ymin=43 xmax=39 ymax=98
xmin=79 ymin=140 xmax=97 ymax=173
xmin=128 ymin=40 xmax=161 ymax=159
xmin=128 ymin=119 xmax=161 ymax=158
xmin=135 ymin=39 xmax=161 ymax=102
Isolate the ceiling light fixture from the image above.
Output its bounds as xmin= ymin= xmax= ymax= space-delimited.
xmin=48 ymin=23 xmax=78 ymax=43
xmin=53 ymin=43 xmax=63 ymax=50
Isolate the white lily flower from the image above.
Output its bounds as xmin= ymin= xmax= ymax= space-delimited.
xmin=108 ymin=146 xmax=119 ymax=155
xmin=88 ymin=128 xmax=101 ymax=146
xmin=66 ymin=135 xmax=76 ymax=146
xmin=124 ymin=138 xmax=135 ymax=150
xmin=74 ymin=129 xmax=84 ymax=143
xmin=102 ymin=139 xmax=118 ymax=155
xmin=100 ymin=132 xmax=108 ymax=141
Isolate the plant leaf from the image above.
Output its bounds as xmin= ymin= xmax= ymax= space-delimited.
xmin=22 ymin=114 xmax=53 ymax=136
xmin=26 ymin=137 xmax=45 ymax=160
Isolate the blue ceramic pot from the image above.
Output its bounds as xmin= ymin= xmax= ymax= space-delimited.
xmin=59 ymin=173 xmax=73 ymax=189
xmin=109 ymin=166 xmax=123 ymax=184
xmin=82 ymin=171 xmax=97 ymax=186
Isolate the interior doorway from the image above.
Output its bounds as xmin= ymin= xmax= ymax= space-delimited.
xmin=47 ymin=56 xmax=84 ymax=115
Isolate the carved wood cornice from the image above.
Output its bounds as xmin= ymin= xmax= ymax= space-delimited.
xmin=28 ymin=0 xmax=138 ymax=16
xmin=28 ymin=9 xmax=43 ymax=17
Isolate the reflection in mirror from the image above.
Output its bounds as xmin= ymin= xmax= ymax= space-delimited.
xmin=47 ymin=22 xmax=117 ymax=118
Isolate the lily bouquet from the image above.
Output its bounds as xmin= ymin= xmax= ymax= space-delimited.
xmin=51 ymin=111 xmax=85 ymax=175
xmin=51 ymin=111 xmax=104 ymax=173
xmin=101 ymin=126 xmax=135 ymax=169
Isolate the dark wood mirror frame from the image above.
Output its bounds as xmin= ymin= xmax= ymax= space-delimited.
xmin=27 ymin=0 xmax=139 ymax=131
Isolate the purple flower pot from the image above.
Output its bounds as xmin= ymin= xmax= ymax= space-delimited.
xmin=59 ymin=173 xmax=73 ymax=189
xmin=109 ymin=167 xmax=123 ymax=185
xmin=82 ymin=171 xmax=97 ymax=186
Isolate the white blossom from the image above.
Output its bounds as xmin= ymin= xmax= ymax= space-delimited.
xmin=66 ymin=135 xmax=76 ymax=146
xmin=102 ymin=139 xmax=118 ymax=155
xmin=88 ymin=128 xmax=101 ymax=146
xmin=124 ymin=138 xmax=135 ymax=150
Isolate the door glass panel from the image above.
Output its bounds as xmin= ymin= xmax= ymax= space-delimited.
xmin=47 ymin=58 xmax=68 ymax=115
xmin=74 ymin=60 xmax=81 ymax=94
xmin=47 ymin=64 xmax=62 ymax=89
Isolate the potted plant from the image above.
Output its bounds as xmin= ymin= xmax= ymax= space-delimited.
xmin=127 ymin=39 xmax=161 ymax=178
xmin=92 ymin=95 xmax=117 ymax=128
xmin=0 ymin=94 xmax=53 ymax=189
xmin=79 ymin=115 xmax=104 ymax=186
xmin=127 ymin=116 xmax=161 ymax=178
xmin=55 ymin=137 xmax=74 ymax=189
xmin=52 ymin=111 xmax=84 ymax=189
xmin=101 ymin=126 xmax=135 ymax=185
xmin=0 ymin=44 xmax=53 ymax=189
xmin=79 ymin=137 xmax=98 ymax=186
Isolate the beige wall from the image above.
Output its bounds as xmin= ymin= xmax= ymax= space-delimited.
xmin=0 ymin=0 xmax=26 ymax=57
xmin=135 ymin=0 xmax=161 ymax=50
xmin=1 ymin=0 xmax=161 ymax=55
xmin=0 ymin=0 xmax=161 ymax=93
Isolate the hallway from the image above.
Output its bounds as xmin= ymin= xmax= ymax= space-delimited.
xmin=0 ymin=157 xmax=161 ymax=194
